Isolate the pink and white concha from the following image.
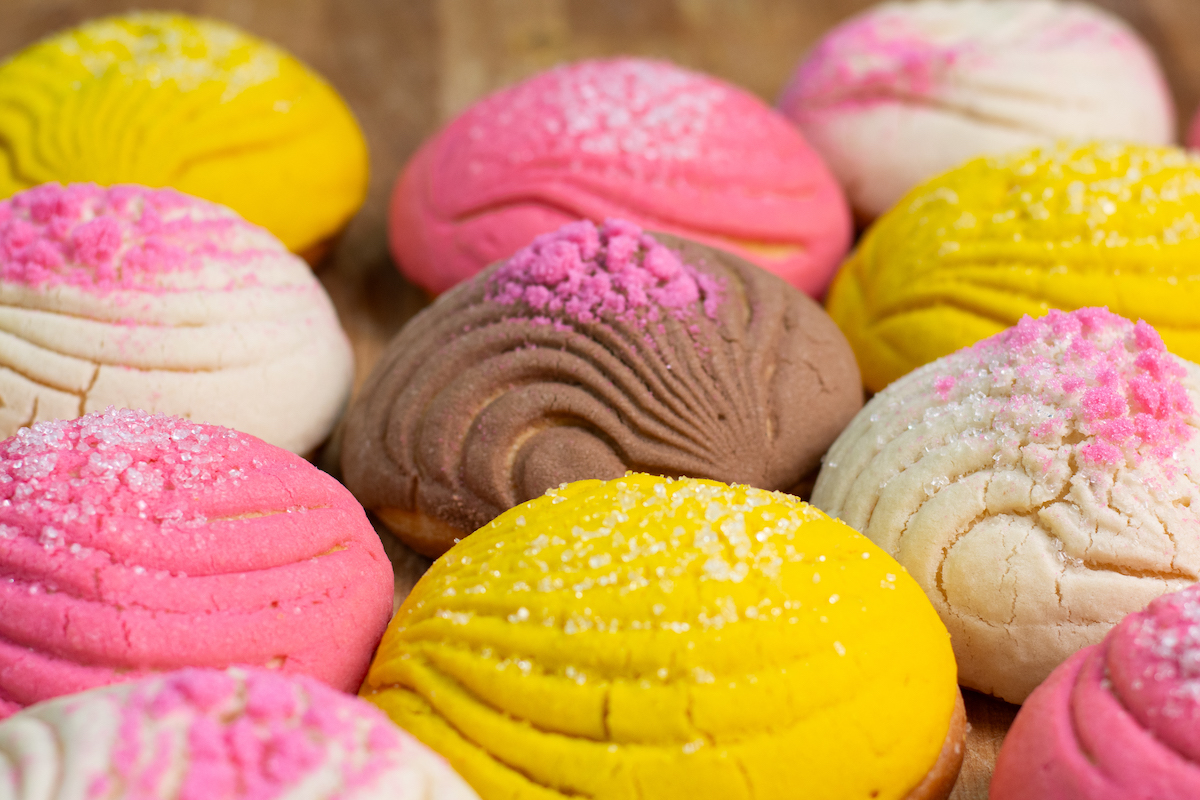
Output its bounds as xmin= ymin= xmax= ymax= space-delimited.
xmin=780 ymin=0 xmax=1175 ymax=221
xmin=0 ymin=182 xmax=353 ymax=455
xmin=0 ymin=667 xmax=481 ymax=800
xmin=389 ymin=57 xmax=852 ymax=299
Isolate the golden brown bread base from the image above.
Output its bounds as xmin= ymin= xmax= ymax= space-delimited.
xmin=905 ymin=687 xmax=967 ymax=800
xmin=376 ymin=506 xmax=469 ymax=558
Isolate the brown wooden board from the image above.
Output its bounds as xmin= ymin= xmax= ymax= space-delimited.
xmin=6 ymin=1 xmax=1200 ymax=796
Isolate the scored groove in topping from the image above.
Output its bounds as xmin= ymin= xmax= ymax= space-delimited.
xmin=343 ymin=224 xmax=862 ymax=557
xmin=362 ymin=475 xmax=959 ymax=800
xmin=0 ymin=12 xmax=369 ymax=255
xmin=0 ymin=409 xmax=394 ymax=718
xmin=812 ymin=307 xmax=1200 ymax=702
xmin=0 ymin=183 xmax=353 ymax=454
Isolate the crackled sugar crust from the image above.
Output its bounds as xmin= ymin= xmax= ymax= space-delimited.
xmin=390 ymin=57 xmax=850 ymax=297
xmin=779 ymin=0 xmax=1172 ymax=219
xmin=342 ymin=219 xmax=862 ymax=557
xmin=0 ymin=409 xmax=394 ymax=717
xmin=363 ymin=474 xmax=960 ymax=800
xmin=0 ymin=183 xmax=353 ymax=454
xmin=0 ymin=667 xmax=481 ymax=800
xmin=812 ymin=307 xmax=1200 ymax=702
xmin=992 ymin=584 xmax=1200 ymax=798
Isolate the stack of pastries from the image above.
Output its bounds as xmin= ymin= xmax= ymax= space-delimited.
xmin=1 ymin=2 xmax=1198 ymax=798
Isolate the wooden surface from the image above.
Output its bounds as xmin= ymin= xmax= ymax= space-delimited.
xmin=4 ymin=0 xmax=1197 ymax=796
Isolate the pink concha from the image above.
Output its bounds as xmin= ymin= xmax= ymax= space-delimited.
xmin=991 ymin=584 xmax=1200 ymax=798
xmin=0 ymin=408 xmax=394 ymax=719
xmin=389 ymin=57 xmax=852 ymax=298
xmin=0 ymin=667 xmax=481 ymax=799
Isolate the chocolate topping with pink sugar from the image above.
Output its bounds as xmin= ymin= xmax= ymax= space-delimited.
xmin=0 ymin=408 xmax=393 ymax=718
xmin=342 ymin=219 xmax=862 ymax=557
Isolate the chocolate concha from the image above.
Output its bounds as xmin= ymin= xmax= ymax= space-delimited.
xmin=341 ymin=220 xmax=862 ymax=557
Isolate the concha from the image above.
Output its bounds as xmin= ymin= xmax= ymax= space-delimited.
xmin=0 ymin=182 xmax=353 ymax=455
xmin=341 ymin=219 xmax=862 ymax=557
xmin=0 ymin=12 xmax=368 ymax=258
xmin=812 ymin=308 xmax=1200 ymax=702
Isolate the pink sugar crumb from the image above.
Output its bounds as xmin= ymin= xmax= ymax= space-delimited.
xmin=0 ymin=183 xmax=265 ymax=295
xmin=948 ymin=307 xmax=1195 ymax=472
xmin=0 ymin=407 xmax=257 ymax=531
xmin=486 ymin=218 xmax=722 ymax=326
xmin=110 ymin=669 xmax=413 ymax=800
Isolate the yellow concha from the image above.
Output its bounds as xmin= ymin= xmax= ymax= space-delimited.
xmin=0 ymin=12 xmax=368 ymax=257
xmin=362 ymin=474 xmax=958 ymax=800
xmin=827 ymin=141 xmax=1200 ymax=392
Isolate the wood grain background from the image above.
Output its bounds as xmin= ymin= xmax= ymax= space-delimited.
xmin=4 ymin=1 xmax=1197 ymax=797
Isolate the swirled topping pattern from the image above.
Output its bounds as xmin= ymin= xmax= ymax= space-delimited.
xmin=389 ymin=57 xmax=851 ymax=296
xmin=0 ymin=183 xmax=353 ymax=454
xmin=812 ymin=307 xmax=1200 ymax=702
xmin=0 ymin=12 xmax=368 ymax=255
xmin=361 ymin=475 xmax=959 ymax=800
xmin=343 ymin=221 xmax=861 ymax=557
xmin=0 ymin=409 xmax=394 ymax=718
xmin=0 ymin=667 xmax=480 ymax=800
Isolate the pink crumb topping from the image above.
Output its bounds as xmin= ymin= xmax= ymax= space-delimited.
xmin=931 ymin=307 xmax=1194 ymax=471
xmin=780 ymin=5 xmax=1141 ymax=118
xmin=0 ymin=183 xmax=265 ymax=294
xmin=783 ymin=13 xmax=952 ymax=114
xmin=98 ymin=668 xmax=408 ymax=800
xmin=486 ymin=218 xmax=722 ymax=325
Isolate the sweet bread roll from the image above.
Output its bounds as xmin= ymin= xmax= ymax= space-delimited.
xmin=362 ymin=475 xmax=964 ymax=800
xmin=0 ymin=12 xmax=369 ymax=261
xmin=813 ymin=307 xmax=1200 ymax=702
xmin=342 ymin=219 xmax=862 ymax=557
xmin=0 ymin=182 xmax=353 ymax=454
xmin=0 ymin=409 xmax=394 ymax=718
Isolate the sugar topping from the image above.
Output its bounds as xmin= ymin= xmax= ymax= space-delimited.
xmin=91 ymin=668 xmax=402 ymax=800
xmin=0 ymin=183 xmax=264 ymax=294
xmin=1122 ymin=585 xmax=1200 ymax=715
xmin=59 ymin=12 xmax=282 ymax=101
xmin=0 ymin=408 xmax=254 ymax=535
xmin=475 ymin=58 xmax=732 ymax=163
xmin=413 ymin=475 xmax=892 ymax=651
xmin=486 ymin=218 xmax=722 ymax=325
xmin=929 ymin=307 xmax=1194 ymax=471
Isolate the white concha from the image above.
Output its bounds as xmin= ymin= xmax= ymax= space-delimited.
xmin=811 ymin=309 xmax=1200 ymax=702
xmin=780 ymin=0 xmax=1175 ymax=219
xmin=0 ymin=668 xmax=481 ymax=800
xmin=0 ymin=183 xmax=353 ymax=454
